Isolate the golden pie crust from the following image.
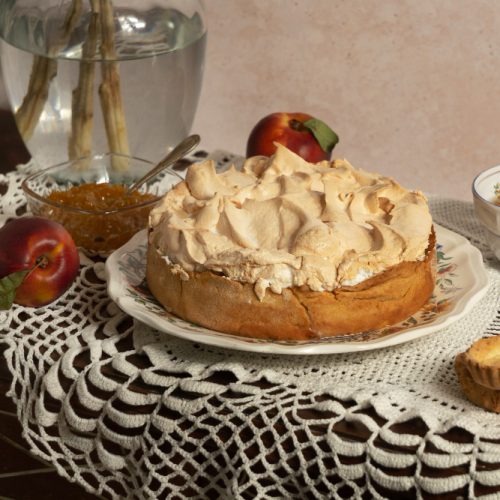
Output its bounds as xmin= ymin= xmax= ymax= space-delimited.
xmin=146 ymin=230 xmax=436 ymax=341
xmin=456 ymin=336 xmax=500 ymax=412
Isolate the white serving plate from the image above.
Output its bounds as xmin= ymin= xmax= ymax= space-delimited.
xmin=105 ymin=224 xmax=489 ymax=355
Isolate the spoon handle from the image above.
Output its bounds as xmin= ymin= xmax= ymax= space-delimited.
xmin=126 ymin=134 xmax=201 ymax=194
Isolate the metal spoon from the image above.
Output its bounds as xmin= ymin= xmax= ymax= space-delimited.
xmin=126 ymin=134 xmax=201 ymax=194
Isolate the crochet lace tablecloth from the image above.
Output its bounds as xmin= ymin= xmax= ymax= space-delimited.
xmin=1 ymin=161 xmax=500 ymax=500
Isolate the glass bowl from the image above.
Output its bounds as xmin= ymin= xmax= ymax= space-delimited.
xmin=472 ymin=165 xmax=500 ymax=260
xmin=22 ymin=153 xmax=182 ymax=254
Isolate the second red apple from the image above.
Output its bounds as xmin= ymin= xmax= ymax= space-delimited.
xmin=246 ymin=112 xmax=339 ymax=162
xmin=0 ymin=217 xmax=80 ymax=308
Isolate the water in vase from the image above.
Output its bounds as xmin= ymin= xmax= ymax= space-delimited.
xmin=0 ymin=2 xmax=206 ymax=168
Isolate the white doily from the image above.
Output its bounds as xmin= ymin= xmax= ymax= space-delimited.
xmin=1 ymin=163 xmax=500 ymax=500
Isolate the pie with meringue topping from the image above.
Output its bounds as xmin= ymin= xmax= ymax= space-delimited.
xmin=146 ymin=145 xmax=435 ymax=341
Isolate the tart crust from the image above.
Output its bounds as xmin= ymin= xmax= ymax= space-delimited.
xmin=458 ymin=336 xmax=500 ymax=390
xmin=456 ymin=336 xmax=500 ymax=412
xmin=146 ymin=230 xmax=436 ymax=341
xmin=456 ymin=355 xmax=500 ymax=413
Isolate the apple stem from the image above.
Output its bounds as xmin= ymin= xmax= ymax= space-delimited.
xmin=22 ymin=254 xmax=49 ymax=282
xmin=35 ymin=255 xmax=49 ymax=269
xmin=289 ymin=119 xmax=306 ymax=132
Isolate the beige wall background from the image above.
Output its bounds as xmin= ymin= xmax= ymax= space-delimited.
xmin=0 ymin=1 xmax=498 ymax=201
xmin=192 ymin=0 xmax=500 ymax=201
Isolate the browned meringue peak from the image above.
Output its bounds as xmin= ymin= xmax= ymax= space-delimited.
xmin=149 ymin=144 xmax=433 ymax=300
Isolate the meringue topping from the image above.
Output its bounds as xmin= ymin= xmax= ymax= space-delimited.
xmin=149 ymin=145 xmax=433 ymax=300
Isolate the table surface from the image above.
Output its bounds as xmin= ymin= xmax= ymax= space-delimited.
xmin=0 ymin=108 xmax=498 ymax=500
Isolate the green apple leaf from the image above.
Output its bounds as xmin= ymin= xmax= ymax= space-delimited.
xmin=303 ymin=118 xmax=339 ymax=154
xmin=0 ymin=270 xmax=29 ymax=310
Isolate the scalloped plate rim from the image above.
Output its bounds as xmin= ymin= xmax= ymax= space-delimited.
xmin=105 ymin=224 xmax=489 ymax=355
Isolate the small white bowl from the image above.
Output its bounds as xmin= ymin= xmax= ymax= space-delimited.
xmin=472 ymin=165 xmax=500 ymax=259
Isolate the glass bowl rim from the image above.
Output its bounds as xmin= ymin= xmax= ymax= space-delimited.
xmin=21 ymin=152 xmax=181 ymax=216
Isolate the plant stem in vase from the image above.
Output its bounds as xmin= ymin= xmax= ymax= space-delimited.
xmin=69 ymin=4 xmax=99 ymax=168
xmin=14 ymin=0 xmax=83 ymax=141
xmin=98 ymin=0 xmax=130 ymax=171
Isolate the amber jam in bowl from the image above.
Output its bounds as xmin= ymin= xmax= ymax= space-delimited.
xmin=22 ymin=153 xmax=182 ymax=254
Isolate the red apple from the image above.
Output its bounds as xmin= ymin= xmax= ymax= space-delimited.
xmin=0 ymin=217 xmax=80 ymax=308
xmin=246 ymin=112 xmax=339 ymax=162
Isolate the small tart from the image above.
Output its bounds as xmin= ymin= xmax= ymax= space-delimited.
xmin=457 ymin=336 xmax=500 ymax=391
xmin=455 ymin=348 xmax=500 ymax=413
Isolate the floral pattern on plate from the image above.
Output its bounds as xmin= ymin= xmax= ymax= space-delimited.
xmin=106 ymin=224 xmax=489 ymax=354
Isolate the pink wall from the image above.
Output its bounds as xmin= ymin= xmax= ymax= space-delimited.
xmin=192 ymin=0 xmax=500 ymax=200
xmin=0 ymin=1 xmax=498 ymax=200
